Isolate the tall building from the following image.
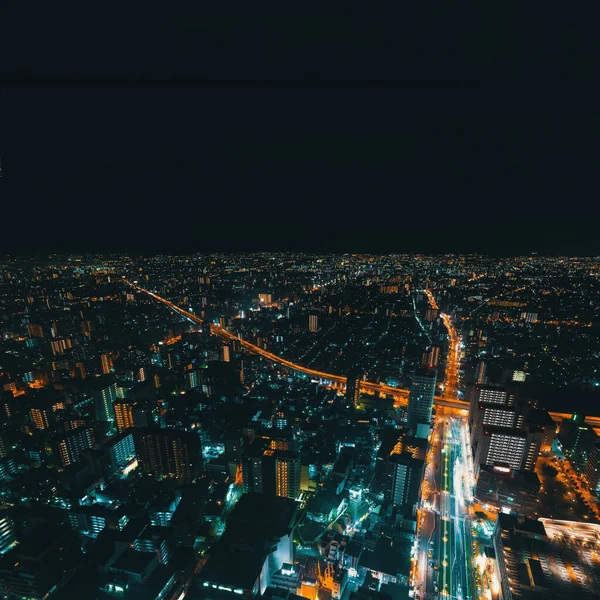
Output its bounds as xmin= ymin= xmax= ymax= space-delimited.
xmin=114 ymin=401 xmax=134 ymax=432
xmin=475 ymin=426 xmax=525 ymax=471
xmin=407 ymin=367 xmax=437 ymax=429
xmin=243 ymin=446 xmax=301 ymax=500
xmin=0 ymin=512 xmax=15 ymax=554
xmin=468 ymin=384 xmax=524 ymax=455
xmin=387 ymin=454 xmax=425 ymax=517
xmin=135 ymin=428 xmax=202 ymax=483
xmin=58 ymin=428 xmax=95 ymax=467
xmin=308 ymin=314 xmax=319 ymax=332
xmin=468 ymin=383 xmax=543 ymax=475
xmin=93 ymin=376 xmax=117 ymax=423
xmin=585 ymin=440 xmax=600 ymax=495
xmin=222 ymin=345 xmax=231 ymax=363
xmin=345 ymin=368 xmax=363 ymax=406
xmin=475 ymin=360 xmax=487 ymax=384
xmin=89 ymin=431 xmax=137 ymax=479
xmin=0 ymin=525 xmax=78 ymax=599
xmin=197 ymin=493 xmax=299 ymax=597
xmin=186 ymin=370 xmax=199 ymax=390
xmin=30 ymin=406 xmax=51 ymax=430
xmin=27 ymin=323 xmax=44 ymax=339
xmin=422 ymin=346 xmax=440 ymax=368
xmin=270 ymin=449 xmax=301 ymax=500
xmin=100 ymin=353 xmax=112 ymax=375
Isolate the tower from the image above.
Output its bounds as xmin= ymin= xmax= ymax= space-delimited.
xmin=345 ymin=368 xmax=363 ymax=406
xmin=407 ymin=367 xmax=437 ymax=430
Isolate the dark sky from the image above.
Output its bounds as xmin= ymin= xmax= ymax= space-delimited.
xmin=2 ymin=7 xmax=599 ymax=255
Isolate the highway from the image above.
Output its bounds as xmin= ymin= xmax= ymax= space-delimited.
xmin=128 ymin=282 xmax=600 ymax=429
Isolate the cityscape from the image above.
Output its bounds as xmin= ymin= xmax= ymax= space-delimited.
xmin=0 ymin=252 xmax=598 ymax=600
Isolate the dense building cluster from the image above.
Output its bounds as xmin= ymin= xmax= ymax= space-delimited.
xmin=0 ymin=253 xmax=598 ymax=599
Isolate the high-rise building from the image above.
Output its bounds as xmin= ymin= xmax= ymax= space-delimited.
xmin=135 ymin=428 xmax=202 ymax=483
xmin=0 ymin=525 xmax=78 ymax=599
xmin=469 ymin=383 xmax=543 ymax=475
xmin=114 ymin=401 xmax=134 ymax=432
xmin=100 ymin=353 xmax=112 ymax=376
xmin=27 ymin=323 xmax=44 ymax=339
xmin=58 ymin=428 xmax=95 ymax=467
xmin=422 ymin=346 xmax=440 ymax=368
xmin=407 ymin=367 xmax=437 ymax=429
xmin=269 ymin=449 xmax=301 ymax=500
xmin=345 ymin=368 xmax=363 ymax=406
xmin=308 ymin=314 xmax=319 ymax=332
xmin=0 ymin=512 xmax=15 ymax=554
xmin=93 ymin=376 xmax=117 ymax=422
xmin=475 ymin=360 xmax=487 ymax=384
xmin=186 ymin=370 xmax=199 ymax=390
xmin=585 ymin=440 xmax=600 ymax=495
xmin=474 ymin=426 xmax=527 ymax=472
xmin=243 ymin=446 xmax=300 ymax=500
xmin=387 ymin=454 xmax=425 ymax=517
xmin=90 ymin=431 xmax=137 ymax=479
xmin=30 ymin=406 xmax=51 ymax=430
xmin=468 ymin=384 xmax=524 ymax=454
xmin=222 ymin=345 xmax=231 ymax=363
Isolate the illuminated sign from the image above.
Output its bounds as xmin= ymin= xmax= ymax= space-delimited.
xmin=493 ymin=465 xmax=511 ymax=474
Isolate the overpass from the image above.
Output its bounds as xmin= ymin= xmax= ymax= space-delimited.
xmin=127 ymin=282 xmax=596 ymax=428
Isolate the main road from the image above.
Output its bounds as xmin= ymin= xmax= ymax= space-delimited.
xmin=126 ymin=282 xmax=600 ymax=428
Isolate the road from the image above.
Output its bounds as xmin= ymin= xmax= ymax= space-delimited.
xmin=424 ymin=289 xmax=460 ymax=401
xmin=128 ymin=282 xmax=600 ymax=428
xmin=437 ymin=416 xmax=474 ymax=600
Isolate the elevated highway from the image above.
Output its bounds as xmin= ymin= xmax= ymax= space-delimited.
xmin=128 ymin=282 xmax=596 ymax=428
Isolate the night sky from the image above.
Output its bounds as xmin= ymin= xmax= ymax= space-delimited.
xmin=2 ymin=7 xmax=599 ymax=255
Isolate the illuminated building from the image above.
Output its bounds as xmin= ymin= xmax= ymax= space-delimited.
xmin=358 ymin=537 xmax=412 ymax=588
xmin=557 ymin=413 xmax=597 ymax=471
xmin=58 ymin=428 xmax=95 ymax=467
xmin=0 ymin=524 xmax=78 ymax=599
xmin=0 ymin=513 xmax=15 ymax=554
xmin=186 ymin=369 xmax=199 ymax=390
xmin=134 ymin=525 xmax=172 ymax=564
xmin=475 ymin=464 xmax=540 ymax=515
xmin=30 ymin=407 xmax=51 ymax=430
xmin=309 ymin=314 xmax=319 ymax=332
xmin=492 ymin=515 xmax=600 ymax=599
xmin=198 ymin=493 xmax=299 ymax=597
xmin=345 ymin=368 xmax=363 ymax=406
xmin=68 ymin=506 xmax=130 ymax=537
xmin=585 ymin=440 xmax=600 ymax=495
xmin=76 ymin=362 xmax=86 ymax=379
xmin=475 ymin=360 xmax=487 ymax=384
xmin=476 ymin=426 xmax=525 ymax=470
xmin=243 ymin=446 xmax=300 ymax=499
xmin=100 ymin=353 xmax=112 ymax=375
xmin=93 ymin=376 xmax=117 ymax=422
xmin=258 ymin=293 xmax=272 ymax=304
xmin=114 ymin=401 xmax=134 ymax=432
xmin=421 ymin=346 xmax=440 ymax=368
xmin=135 ymin=428 xmax=202 ymax=482
xmin=27 ymin=323 xmax=44 ymax=338
xmin=387 ymin=454 xmax=425 ymax=517
xmin=406 ymin=366 xmax=437 ymax=430
xmin=89 ymin=431 xmax=137 ymax=479
xmin=222 ymin=344 xmax=231 ymax=362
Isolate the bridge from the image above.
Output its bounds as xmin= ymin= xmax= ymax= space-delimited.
xmin=127 ymin=282 xmax=597 ymax=429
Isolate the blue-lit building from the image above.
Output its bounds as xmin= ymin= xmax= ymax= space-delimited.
xmin=0 ymin=513 xmax=15 ymax=554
